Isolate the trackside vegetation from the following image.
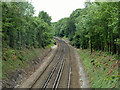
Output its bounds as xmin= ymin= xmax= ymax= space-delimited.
xmin=54 ymin=2 xmax=120 ymax=56
xmin=54 ymin=2 xmax=120 ymax=88
xmin=2 ymin=2 xmax=54 ymax=79
xmin=78 ymin=49 xmax=119 ymax=88
xmin=2 ymin=2 xmax=54 ymax=49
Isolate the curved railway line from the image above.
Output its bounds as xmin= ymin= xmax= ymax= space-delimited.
xmin=28 ymin=38 xmax=72 ymax=89
xmin=16 ymin=37 xmax=90 ymax=89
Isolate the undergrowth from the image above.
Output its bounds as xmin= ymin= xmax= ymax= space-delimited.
xmin=77 ymin=49 xmax=119 ymax=88
xmin=2 ymin=45 xmax=52 ymax=79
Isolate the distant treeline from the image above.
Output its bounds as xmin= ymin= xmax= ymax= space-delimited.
xmin=54 ymin=2 xmax=120 ymax=55
xmin=2 ymin=2 xmax=54 ymax=49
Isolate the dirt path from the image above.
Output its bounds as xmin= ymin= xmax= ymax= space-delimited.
xmin=73 ymin=47 xmax=90 ymax=88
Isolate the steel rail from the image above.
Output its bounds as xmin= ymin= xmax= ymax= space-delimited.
xmin=30 ymin=40 xmax=61 ymax=89
xmin=63 ymin=41 xmax=71 ymax=89
xmin=52 ymin=47 xmax=66 ymax=89
xmin=41 ymin=40 xmax=64 ymax=89
xmin=67 ymin=45 xmax=71 ymax=89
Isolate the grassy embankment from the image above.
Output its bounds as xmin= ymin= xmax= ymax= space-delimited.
xmin=77 ymin=49 xmax=119 ymax=88
xmin=55 ymin=37 xmax=119 ymax=88
xmin=2 ymin=43 xmax=54 ymax=79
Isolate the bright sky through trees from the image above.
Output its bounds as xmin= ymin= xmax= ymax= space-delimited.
xmin=31 ymin=0 xmax=95 ymax=22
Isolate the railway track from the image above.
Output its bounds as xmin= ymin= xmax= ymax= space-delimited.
xmin=52 ymin=47 xmax=65 ymax=89
xmin=67 ymin=43 xmax=71 ymax=89
xmin=56 ymin=40 xmax=71 ymax=88
xmin=41 ymin=47 xmax=65 ymax=89
xmin=30 ymin=38 xmax=71 ymax=89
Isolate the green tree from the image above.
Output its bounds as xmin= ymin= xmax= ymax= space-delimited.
xmin=38 ymin=11 xmax=52 ymax=25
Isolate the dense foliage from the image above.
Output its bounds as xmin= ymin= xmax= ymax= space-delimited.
xmin=54 ymin=2 xmax=120 ymax=56
xmin=78 ymin=49 xmax=119 ymax=88
xmin=2 ymin=2 xmax=54 ymax=50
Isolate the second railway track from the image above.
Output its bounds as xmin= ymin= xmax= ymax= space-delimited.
xmin=30 ymin=38 xmax=71 ymax=89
